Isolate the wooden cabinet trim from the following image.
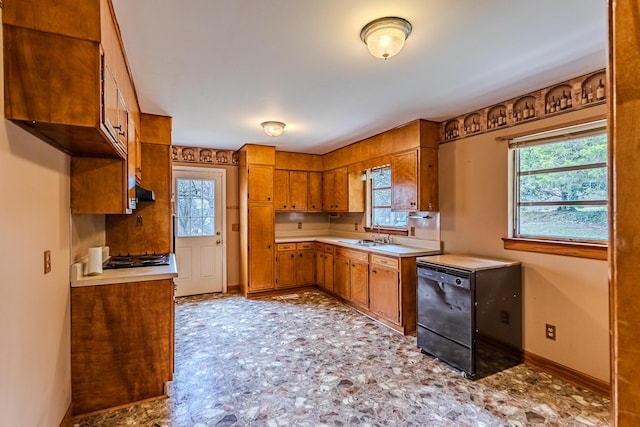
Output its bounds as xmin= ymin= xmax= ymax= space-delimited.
xmin=502 ymin=237 xmax=607 ymax=260
xmin=370 ymin=254 xmax=400 ymax=270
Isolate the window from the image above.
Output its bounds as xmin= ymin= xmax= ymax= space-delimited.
xmin=510 ymin=120 xmax=608 ymax=243
xmin=370 ymin=165 xmax=407 ymax=228
xmin=176 ymin=178 xmax=216 ymax=236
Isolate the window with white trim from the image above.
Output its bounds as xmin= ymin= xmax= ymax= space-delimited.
xmin=370 ymin=165 xmax=407 ymax=229
xmin=510 ymin=120 xmax=608 ymax=243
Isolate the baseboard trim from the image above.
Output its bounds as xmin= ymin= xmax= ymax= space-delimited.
xmin=245 ymin=286 xmax=318 ymax=300
xmin=226 ymin=284 xmax=241 ymax=294
xmin=523 ymin=351 xmax=610 ymax=397
xmin=59 ymin=402 xmax=73 ymax=427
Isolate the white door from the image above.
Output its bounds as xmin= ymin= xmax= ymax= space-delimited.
xmin=173 ymin=167 xmax=226 ymax=296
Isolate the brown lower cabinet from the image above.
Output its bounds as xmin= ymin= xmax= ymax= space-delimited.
xmin=333 ymin=247 xmax=369 ymax=308
xmin=275 ymin=242 xmax=315 ymax=289
xmin=315 ymin=243 xmax=334 ymax=292
xmin=71 ymin=279 xmax=174 ymax=415
xmin=316 ymin=243 xmax=417 ymax=335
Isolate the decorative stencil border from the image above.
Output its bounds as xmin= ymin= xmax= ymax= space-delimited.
xmin=440 ymin=69 xmax=606 ymax=143
xmin=171 ymin=145 xmax=239 ymax=166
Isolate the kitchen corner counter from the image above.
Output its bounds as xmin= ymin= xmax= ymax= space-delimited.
xmin=275 ymin=236 xmax=441 ymax=257
xmin=70 ymin=254 xmax=178 ymax=287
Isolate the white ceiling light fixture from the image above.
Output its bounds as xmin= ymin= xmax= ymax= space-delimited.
xmin=360 ymin=16 xmax=412 ymax=60
xmin=261 ymin=121 xmax=286 ymax=137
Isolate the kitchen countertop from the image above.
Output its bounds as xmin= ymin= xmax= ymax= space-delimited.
xmin=275 ymin=236 xmax=440 ymax=257
xmin=416 ymin=253 xmax=521 ymax=271
xmin=70 ymin=253 xmax=178 ymax=287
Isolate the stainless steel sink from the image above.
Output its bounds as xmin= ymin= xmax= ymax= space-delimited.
xmin=338 ymin=239 xmax=379 ymax=247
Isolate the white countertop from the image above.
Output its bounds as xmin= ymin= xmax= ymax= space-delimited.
xmin=416 ymin=254 xmax=521 ymax=271
xmin=70 ymin=253 xmax=178 ymax=287
xmin=275 ymin=236 xmax=441 ymax=257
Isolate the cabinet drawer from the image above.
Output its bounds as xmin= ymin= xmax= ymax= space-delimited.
xmin=370 ymin=254 xmax=399 ymax=270
xmin=277 ymin=243 xmax=296 ymax=251
xmin=296 ymin=242 xmax=314 ymax=250
xmin=335 ymin=247 xmax=368 ymax=262
xmin=316 ymin=243 xmax=335 ymax=253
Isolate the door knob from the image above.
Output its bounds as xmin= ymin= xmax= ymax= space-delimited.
xmin=216 ymin=240 xmax=221 ymax=244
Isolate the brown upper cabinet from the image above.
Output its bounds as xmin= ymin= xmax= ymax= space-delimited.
xmin=322 ymin=167 xmax=365 ymax=213
xmin=308 ymin=172 xmax=323 ymax=212
xmin=391 ymin=148 xmax=439 ymax=212
xmin=274 ymin=170 xmax=308 ymax=211
xmin=3 ymin=0 xmax=139 ymax=159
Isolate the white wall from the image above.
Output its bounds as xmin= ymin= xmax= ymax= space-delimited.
xmin=0 ymin=124 xmax=72 ymax=424
xmin=0 ymin=9 xmax=72 ymax=424
xmin=439 ymin=105 xmax=609 ymax=381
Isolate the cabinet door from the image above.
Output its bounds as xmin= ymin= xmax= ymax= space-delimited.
xmin=296 ymin=250 xmax=315 ymax=284
xmin=273 ymin=170 xmax=289 ymax=210
xmin=308 ymin=172 xmax=323 ymax=211
xmin=322 ymin=170 xmax=335 ymax=211
xmin=102 ymin=58 xmax=119 ymax=145
xmin=391 ymin=150 xmax=418 ymax=211
xmin=333 ymin=167 xmax=348 ymax=211
xmin=419 ymin=148 xmax=439 ymax=211
xmin=315 ymin=251 xmax=325 ymax=287
xmin=289 ymin=171 xmax=308 ymax=211
xmin=334 ymin=256 xmax=350 ymax=299
xmin=370 ymin=266 xmax=400 ymax=323
xmin=116 ymin=90 xmax=128 ymax=150
xmin=350 ymin=260 xmax=369 ymax=308
xmin=248 ymin=165 xmax=274 ymax=203
xmin=276 ymin=251 xmax=296 ymax=288
xmin=126 ymin=115 xmax=137 ymax=210
xmin=248 ymin=204 xmax=274 ymax=291
xmin=324 ymin=253 xmax=334 ymax=292
xmin=71 ymin=279 xmax=173 ymax=414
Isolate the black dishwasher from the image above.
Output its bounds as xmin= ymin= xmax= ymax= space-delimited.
xmin=417 ymin=256 xmax=522 ymax=378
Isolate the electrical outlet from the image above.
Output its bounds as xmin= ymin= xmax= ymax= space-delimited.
xmin=297 ymin=222 xmax=302 ymax=229
xmin=410 ymin=226 xmax=416 ymax=236
xmin=545 ymin=324 xmax=556 ymax=340
xmin=44 ymin=250 xmax=51 ymax=274
xmin=354 ymin=223 xmax=358 ymax=231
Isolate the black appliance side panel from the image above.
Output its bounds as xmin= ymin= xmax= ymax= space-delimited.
xmin=475 ymin=264 xmax=522 ymax=348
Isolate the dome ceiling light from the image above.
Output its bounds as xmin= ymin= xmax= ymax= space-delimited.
xmin=360 ymin=16 xmax=412 ymax=60
xmin=261 ymin=121 xmax=286 ymax=137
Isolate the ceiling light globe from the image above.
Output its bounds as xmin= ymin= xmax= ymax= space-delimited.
xmin=360 ymin=17 xmax=412 ymax=60
xmin=261 ymin=121 xmax=286 ymax=137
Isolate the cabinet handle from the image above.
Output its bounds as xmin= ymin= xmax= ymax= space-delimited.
xmin=291 ymin=254 xmax=294 ymax=258
xmin=312 ymin=205 xmax=316 ymax=208
xmin=292 ymin=205 xmax=295 ymax=208
xmin=114 ymin=125 xmax=122 ymax=130
xmin=267 ymin=245 xmax=271 ymax=248
xmin=283 ymin=205 xmax=287 ymax=208
xmin=267 ymin=197 xmax=271 ymax=201
xmin=372 ymin=270 xmax=377 ymax=273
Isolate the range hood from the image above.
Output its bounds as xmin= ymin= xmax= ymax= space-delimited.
xmin=135 ymin=184 xmax=155 ymax=202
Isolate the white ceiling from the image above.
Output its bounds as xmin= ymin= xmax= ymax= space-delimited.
xmin=111 ymin=0 xmax=607 ymax=154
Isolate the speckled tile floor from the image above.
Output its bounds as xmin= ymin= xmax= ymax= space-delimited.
xmin=74 ymin=290 xmax=611 ymax=427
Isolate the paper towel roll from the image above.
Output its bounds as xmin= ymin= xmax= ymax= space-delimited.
xmin=87 ymin=246 xmax=103 ymax=276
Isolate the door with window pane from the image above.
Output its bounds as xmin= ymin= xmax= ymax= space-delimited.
xmin=173 ymin=168 xmax=225 ymax=296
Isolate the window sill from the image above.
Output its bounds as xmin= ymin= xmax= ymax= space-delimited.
xmin=502 ymin=238 xmax=607 ymax=260
xmin=364 ymin=227 xmax=408 ymax=236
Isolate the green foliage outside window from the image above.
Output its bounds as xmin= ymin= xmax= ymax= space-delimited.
xmin=515 ymin=133 xmax=608 ymax=241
